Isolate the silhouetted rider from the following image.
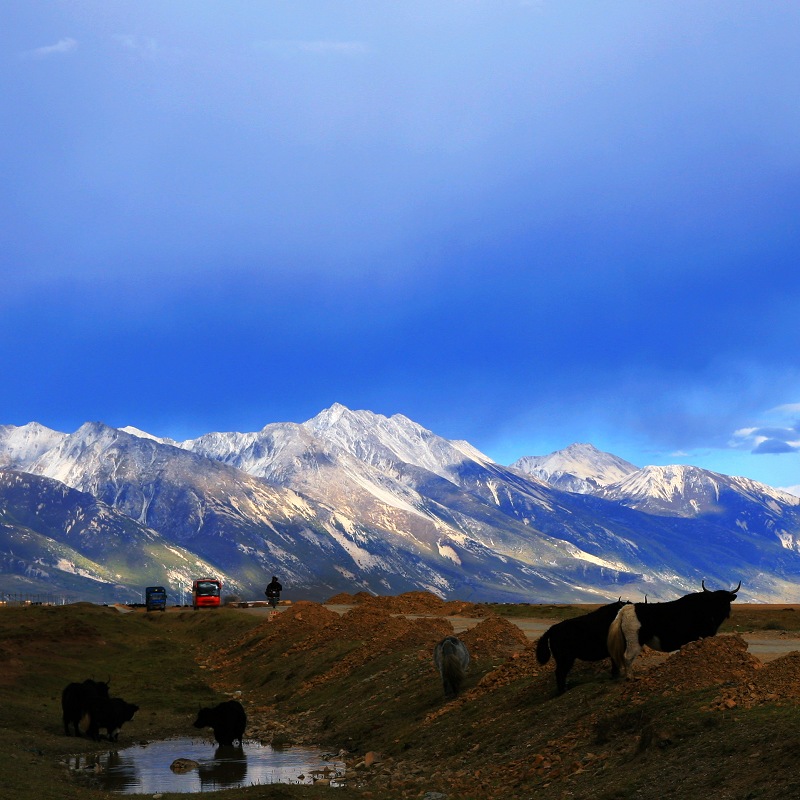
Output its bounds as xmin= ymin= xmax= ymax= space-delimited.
xmin=265 ymin=576 xmax=282 ymax=608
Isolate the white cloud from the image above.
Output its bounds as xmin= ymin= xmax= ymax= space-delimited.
xmin=23 ymin=38 xmax=78 ymax=59
xmin=772 ymin=403 xmax=800 ymax=415
xmin=731 ymin=426 xmax=800 ymax=454
xmin=730 ymin=402 xmax=800 ymax=454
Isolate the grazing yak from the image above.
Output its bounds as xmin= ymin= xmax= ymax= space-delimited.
xmin=86 ymin=697 xmax=139 ymax=742
xmin=433 ymin=636 xmax=470 ymax=698
xmin=193 ymin=700 xmax=247 ymax=746
xmin=607 ymin=581 xmax=741 ymax=679
xmin=535 ymin=599 xmax=629 ymax=694
xmin=61 ymin=679 xmax=110 ymax=736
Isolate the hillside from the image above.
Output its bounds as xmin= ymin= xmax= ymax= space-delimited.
xmin=3 ymin=596 xmax=800 ymax=799
xmin=2 ymin=405 xmax=800 ymax=604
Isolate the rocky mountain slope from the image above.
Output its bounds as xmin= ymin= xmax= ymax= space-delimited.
xmin=1 ymin=405 xmax=799 ymax=603
xmin=511 ymin=442 xmax=638 ymax=493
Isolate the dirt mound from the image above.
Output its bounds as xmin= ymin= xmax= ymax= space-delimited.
xmin=287 ymin=604 xmax=444 ymax=656
xmin=623 ymin=634 xmax=762 ymax=700
xmin=325 ymin=592 xmax=491 ymax=617
xmin=324 ymin=590 xmax=381 ymax=605
xmin=710 ymin=649 xmax=800 ymax=709
xmin=471 ymin=644 xmax=542 ymax=694
xmin=335 ymin=605 xmax=452 ymax=650
xmin=208 ymin=601 xmax=340 ymax=665
xmin=423 ymin=622 xmax=537 ymax=719
xmin=325 ymin=590 xmax=455 ymax=613
xmin=441 ymin=600 xmax=493 ymax=617
xmin=261 ymin=601 xmax=339 ymax=635
xmin=297 ymin=606 xmax=453 ymax=694
xmin=367 ymin=591 xmax=448 ymax=613
xmin=325 ymin=592 xmax=359 ymax=604
xmin=461 ymin=615 xmax=529 ymax=659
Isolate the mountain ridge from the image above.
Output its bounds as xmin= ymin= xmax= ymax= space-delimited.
xmin=1 ymin=405 xmax=798 ymax=603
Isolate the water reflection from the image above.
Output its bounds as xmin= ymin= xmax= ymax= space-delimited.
xmin=68 ymin=738 xmax=345 ymax=794
xmin=199 ymin=745 xmax=247 ymax=791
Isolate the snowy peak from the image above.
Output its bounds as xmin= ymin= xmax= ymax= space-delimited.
xmin=2 ymin=405 xmax=800 ymax=603
xmin=512 ymin=442 xmax=638 ymax=494
xmin=179 ymin=422 xmax=320 ymax=482
xmin=601 ymin=464 xmax=800 ymax=517
xmin=301 ymin=403 xmax=494 ymax=479
xmin=602 ymin=464 xmax=724 ymax=513
xmin=27 ymin=421 xmax=138 ymax=488
xmin=118 ymin=426 xmax=177 ymax=446
xmin=0 ymin=422 xmax=66 ymax=470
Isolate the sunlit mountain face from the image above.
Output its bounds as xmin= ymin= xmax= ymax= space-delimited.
xmin=1 ymin=405 xmax=798 ymax=604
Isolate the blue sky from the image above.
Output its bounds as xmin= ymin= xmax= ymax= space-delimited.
xmin=2 ymin=1 xmax=799 ymax=490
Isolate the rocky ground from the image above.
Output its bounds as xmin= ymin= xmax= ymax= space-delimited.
xmin=193 ymin=592 xmax=800 ymax=799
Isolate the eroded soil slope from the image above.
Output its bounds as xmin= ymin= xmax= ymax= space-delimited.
xmin=198 ymin=594 xmax=800 ymax=799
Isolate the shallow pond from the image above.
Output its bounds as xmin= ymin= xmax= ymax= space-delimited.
xmin=69 ymin=738 xmax=345 ymax=793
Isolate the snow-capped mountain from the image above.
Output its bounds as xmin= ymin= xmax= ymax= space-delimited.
xmin=1 ymin=405 xmax=799 ymax=603
xmin=511 ymin=443 xmax=638 ymax=494
xmin=599 ymin=464 xmax=799 ymax=516
xmin=597 ymin=465 xmax=800 ymax=554
xmin=0 ymin=422 xmax=66 ymax=469
xmin=177 ymin=403 xmax=494 ymax=488
xmin=173 ymin=408 xmax=645 ymax=602
xmin=170 ymin=407 xmax=800 ymax=601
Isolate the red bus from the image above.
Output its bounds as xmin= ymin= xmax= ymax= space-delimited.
xmin=192 ymin=578 xmax=222 ymax=609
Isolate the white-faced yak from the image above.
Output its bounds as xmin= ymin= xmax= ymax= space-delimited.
xmin=434 ymin=636 xmax=470 ymax=699
xmin=193 ymin=700 xmax=247 ymax=746
xmin=535 ymin=599 xmax=629 ymax=694
xmin=607 ymin=581 xmax=741 ymax=679
xmin=61 ymin=679 xmax=110 ymax=736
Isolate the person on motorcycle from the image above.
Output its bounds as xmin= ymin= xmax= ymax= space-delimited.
xmin=265 ymin=576 xmax=282 ymax=608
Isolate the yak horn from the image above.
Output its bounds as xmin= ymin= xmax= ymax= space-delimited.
xmin=702 ymin=580 xmax=709 ymax=592
xmin=731 ymin=581 xmax=742 ymax=593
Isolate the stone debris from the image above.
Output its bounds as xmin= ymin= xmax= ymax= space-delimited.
xmin=169 ymin=758 xmax=199 ymax=773
xmin=709 ymin=649 xmax=800 ymax=710
xmin=621 ymin=634 xmax=762 ymax=701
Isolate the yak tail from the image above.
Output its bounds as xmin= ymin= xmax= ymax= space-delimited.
xmin=435 ymin=637 xmax=469 ymax=698
xmin=606 ymin=608 xmax=626 ymax=673
xmin=535 ymin=630 xmax=551 ymax=665
xmin=440 ymin=652 xmax=466 ymax=697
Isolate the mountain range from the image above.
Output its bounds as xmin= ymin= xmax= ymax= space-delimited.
xmin=1 ymin=403 xmax=799 ymax=604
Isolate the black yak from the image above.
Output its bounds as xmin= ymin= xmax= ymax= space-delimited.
xmin=61 ymin=679 xmax=110 ymax=736
xmin=86 ymin=697 xmax=139 ymax=741
xmin=193 ymin=700 xmax=247 ymax=746
xmin=433 ymin=635 xmax=470 ymax=698
xmin=535 ymin=599 xmax=629 ymax=694
xmin=607 ymin=581 xmax=740 ymax=679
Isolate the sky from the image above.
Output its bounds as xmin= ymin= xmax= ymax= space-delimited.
xmin=2 ymin=1 xmax=799 ymax=492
